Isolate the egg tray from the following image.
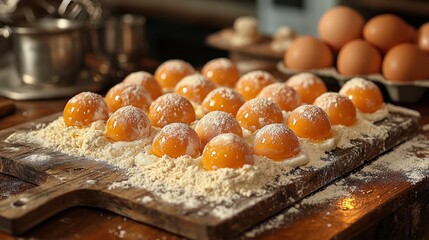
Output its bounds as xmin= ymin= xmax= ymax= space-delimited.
xmin=277 ymin=62 xmax=429 ymax=103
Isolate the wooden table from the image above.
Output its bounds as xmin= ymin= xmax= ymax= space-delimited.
xmin=0 ymin=92 xmax=428 ymax=240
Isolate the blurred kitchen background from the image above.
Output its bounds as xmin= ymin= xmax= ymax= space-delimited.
xmin=2 ymin=0 xmax=429 ymax=67
xmin=102 ymin=0 xmax=429 ymax=66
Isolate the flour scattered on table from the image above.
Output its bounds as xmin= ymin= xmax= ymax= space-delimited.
xmin=6 ymin=117 xmax=301 ymax=216
xmin=22 ymin=153 xmax=52 ymax=162
xmin=244 ymin=213 xmax=286 ymax=238
xmin=242 ymin=177 xmax=355 ymax=238
xmin=242 ymin=132 xmax=429 ymax=238
xmin=353 ymin=134 xmax=429 ymax=184
xmin=4 ymin=111 xmax=416 ymax=220
xmin=118 ymin=230 xmax=126 ymax=238
xmin=85 ymin=179 xmax=97 ymax=185
xmin=301 ymin=179 xmax=352 ymax=205
xmin=4 ymin=146 xmax=20 ymax=152
xmin=140 ymin=196 xmax=153 ymax=204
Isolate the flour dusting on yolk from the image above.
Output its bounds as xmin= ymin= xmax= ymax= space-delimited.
xmin=236 ymin=98 xmax=284 ymax=132
xmin=202 ymin=87 xmax=245 ymax=116
xmin=63 ymin=92 xmax=109 ymax=127
xmin=287 ymin=105 xmax=331 ymax=141
xmin=152 ymin=122 xmax=202 ymax=158
xmin=202 ymin=133 xmax=254 ymax=171
xmin=106 ymin=106 xmax=151 ymax=142
xmin=339 ymin=77 xmax=384 ymax=114
xmin=148 ymin=93 xmax=196 ymax=128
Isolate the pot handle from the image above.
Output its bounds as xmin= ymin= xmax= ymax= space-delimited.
xmin=0 ymin=25 xmax=11 ymax=38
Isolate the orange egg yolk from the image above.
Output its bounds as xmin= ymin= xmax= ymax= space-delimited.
xmin=63 ymin=92 xmax=109 ymax=127
xmin=148 ymin=93 xmax=196 ymax=128
xmin=201 ymin=58 xmax=240 ymax=88
xmin=123 ymin=71 xmax=163 ymax=100
xmin=286 ymin=73 xmax=327 ymax=104
xmin=339 ymin=78 xmax=383 ymax=113
xmin=257 ymin=83 xmax=302 ymax=111
xmin=195 ymin=111 xmax=243 ymax=146
xmin=202 ymin=87 xmax=245 ymax=116
xmin=314 ymin=92 xmax=357 ymax=126
xmin=235 ymin=70 xmax=276 ymax=101
xmin=154 ymin=59 xmax=195 ymax=90
xmin=287 ymin=105 xmax=331 ymax=140
xmin=236 ymin=98 xmax=284 ymax=132
xmin=106 ymin=106 xmax=151 ymax=141
xmin=105 ymin=83 xmax=152 ymax=113
xmin=202 ymin=133 xmax=253 ymax=170
xmin=253 ymin=123 xmax=300 ymax=160
xmin=152 ymin=123 xmax=202 ymax=158
xmin=174 ymin=74 xmax=217 ymax=104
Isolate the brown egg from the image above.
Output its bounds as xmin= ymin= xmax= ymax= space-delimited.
xmin=284 ymin=36 xmax=333 ymax=70
xmin=363 ymin=14 xmax=416 ymax=53
xmin=318 ymin=6 xmax=365 ymax=51
xmin=382 ymin=43 xmax=429 ymax=81
xmin=418 ymin=22 xmax=429 ymax=53
xmin=337 ymin=39 xmax=382 ymax=76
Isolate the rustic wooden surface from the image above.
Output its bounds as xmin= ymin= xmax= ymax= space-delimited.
xmin=0 ymin=107 xmax=419 ymax=239
xmin=0 ymin=99 xmax=15 ymax=118
xmin=0 ymin=93 xmax=428 ymax=239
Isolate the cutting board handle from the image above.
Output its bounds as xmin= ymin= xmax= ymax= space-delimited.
xmin=0 ymin=178 xmax=87 ymax=234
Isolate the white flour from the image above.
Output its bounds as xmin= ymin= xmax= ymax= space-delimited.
xmin=243 ymin=132 xmax=429 ymax=238
xmin=4 ymin=107 xmax=411 ymax=220
xmin=355 ymin=133 xmax=429 ymax=184
xmin=22 ymin=153 xmax=52 ymax=162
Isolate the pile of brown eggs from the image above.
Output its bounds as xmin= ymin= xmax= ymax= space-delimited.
xmin=284 ymin=6 xmax=429 ymax=82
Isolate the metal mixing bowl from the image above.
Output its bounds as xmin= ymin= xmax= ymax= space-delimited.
xmin=5 ymin=18 xmax=85 ymax=85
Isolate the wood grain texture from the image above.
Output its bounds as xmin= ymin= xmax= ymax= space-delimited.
xmin=0 ymin=99 xmax=68 ymax=130
xmin=254 ymin=131 xmax=429 ymax=240
xmin=0 ymin=99 xmax=15 ymax=118
xmin=0 ymin=111 xmax=420 ymax=240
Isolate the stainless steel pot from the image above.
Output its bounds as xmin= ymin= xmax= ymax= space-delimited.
xmin=2 ymin=18 xmax=85 ymax=85
xmin=91 ymin=14 xmax=146 ymax=65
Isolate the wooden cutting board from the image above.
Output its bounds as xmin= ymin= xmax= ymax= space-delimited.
xmin=0 ymin=111 xmax=420 ymax=240
xmin=0 ymin=99 xmax=15 ymax=118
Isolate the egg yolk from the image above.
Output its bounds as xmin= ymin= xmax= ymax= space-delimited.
xmin=286 ymin=73 xmax=327 ymax=104
xmin=154 ymin=59 xmax=195 ymax=90
xmin=148 ymin=93 xmax=196 ymax=128
xmin=174 ymin=73 xmax=217 ymax=104
xmin=122 ymin=71 xmax=163 ymax=100
xmin=257 ymin=83 xmax=302 ymax=112
xmin=236 ymin=98 xmax=284 ymax=132
xmin=287 ymin=105 xmax=331 ymax=140
xmin=105 ymin=83 xmax=152 ymax=113
xmin=63 ymin=92 xmax=109 ymax=127
xmin=314 ymin=92 xmax=357 ymax=126
xmin=202 ymin=133 xmax=254 ymax=170
xmin=253 ymin=123 xmax=300 ymax=160
xmin=106 ymin=106 xmax=151 ymax=141
xmin=201 ymin=58 xmax=240 ymax=87
xmin=339 ymin=78 xmax=383 ymax=113
xmin=235 ymin=70 xmax=276 ymax=101
xmin=152 ymin=123 xmax=202 ymax=158
xmin=195 ymin=111 xmax=243 ymax=146
xmin=202 ymin=87 xmax=245 ymax=116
